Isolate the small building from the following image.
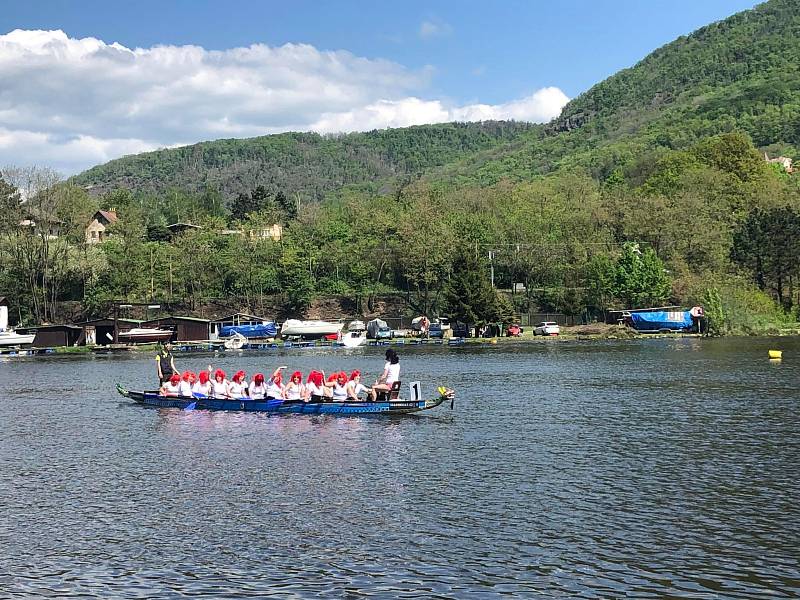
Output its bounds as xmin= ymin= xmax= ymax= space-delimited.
xmin=85 ymin=210 xmax=118 ymax=244
xmin=15 ymin=324 xmax=83 ymax=348
xmin=74 ymin=317 xmax=141 ymax=345
xmin=765 ymin=153 xmax=793 ymax=173
xmin=19 ymin=206 xmax=64 ymax=239
xmin=248 ymin=223 xmax=283 ymax=241
xmin=211 ymin=312 xmax=273 ymax=339
xmin=142 ymin=316 xmax=210 ymax=342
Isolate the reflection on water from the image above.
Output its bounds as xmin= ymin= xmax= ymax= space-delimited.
xmin=1 ymin=337 xmax=799 ymax=597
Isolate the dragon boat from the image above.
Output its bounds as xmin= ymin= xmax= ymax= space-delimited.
xmin=116 ymin=384 xmax=454 ymax=415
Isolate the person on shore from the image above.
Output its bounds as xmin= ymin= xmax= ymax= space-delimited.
xmin=249 ymin=373 xmax=267 ymax=400
xmin=228 ymin=370 xmax=249 ymax=399
xmin=371 ymin=350 xmax=400 ymax=401
xmin=179 ymin=371 xmax=196 ymax=397
xmin=347 ymin=370 xmax=370 ymax=401
xmin=210 ymin=368 xmax=229 ymax=399
xmin=160 ymin=373 xmax=182 ymax=397
xmin=266 ymin=366 xmax=286 ymax=400
xmin=155 ymin=342 xmax=177 ymax=384
xmin=192 ymin=370 xmax=212 ymax=397
xmin=284 ymin=371 xmax=305 ymax=401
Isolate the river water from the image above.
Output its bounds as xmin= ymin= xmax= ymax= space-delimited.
xmin=1 ymin=337 xmax=798 ymax=598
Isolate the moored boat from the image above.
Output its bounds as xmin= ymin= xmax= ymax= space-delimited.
xmin=116 ymin=383 xmax=454 ymax=415
xmin=280 ymin=319 xmax=343 ymax=339
xmin=341 ymin=330 xmax=367 ymax=347
xmin=0 ymin=330 xmax=35 ymax=347
xmin=219 ymin=322 xmax=278 ymax=338
xmin=117 ymin=327 xmax=174 ymax=344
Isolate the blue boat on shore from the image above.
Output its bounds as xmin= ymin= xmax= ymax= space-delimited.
xmin=116 ymin=384 xmax=453 ymax=415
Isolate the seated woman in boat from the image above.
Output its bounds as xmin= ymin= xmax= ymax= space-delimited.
xmin=324 ymin=371 xmax=350 ymax=402
xmin=347 ymin=370 xmax=371 ymax=401
xmin=305 ymin=370 xmax=329 ymax=402
xmin=284 ymin=371 xmax=305 ymax=401
xmin=371 ymin=350 xmax=400 ymax=401
xmin=160 ymin=373 xmax=182 ymax=397
xmin=266 ymin=366 xmax=287 ymax=400
xmin=249 ymin=373 xmax=267 ymax=400
xmin=210 ymin=368 xmax=229 ymax=399
xmin=192 ymin=370 xmax=212 ymax=397
xmin=228 ymin=370 xmax=249 ymax=399
xmin=179 ymin=371 xmax=196 ymax=397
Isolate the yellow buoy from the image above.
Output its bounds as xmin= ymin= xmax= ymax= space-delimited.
xmin=490 ymin=338 xmax=498 ymax=345
xmin=768 ymin=350 xmax=782 ymax=359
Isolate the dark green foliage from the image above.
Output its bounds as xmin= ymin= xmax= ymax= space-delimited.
xmin=443 ymin=249 xmax=500 ymax=327
xmin=731 ymin=206 xmax=800 ymax=307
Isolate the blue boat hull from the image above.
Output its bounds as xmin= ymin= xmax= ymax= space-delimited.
xmin=116 ymin=384 xmax=449 ymax=415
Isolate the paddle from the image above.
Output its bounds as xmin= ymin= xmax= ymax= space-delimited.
xmin=185 ymin=391 xmax=208 ymax=411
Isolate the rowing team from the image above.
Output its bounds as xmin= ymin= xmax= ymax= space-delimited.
xmin=161 ymin=365 xmax=391 ymax=403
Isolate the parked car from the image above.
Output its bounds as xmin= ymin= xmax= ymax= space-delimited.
xmin=533 ymin=321 xmax=560 ymax=336
xmin=506 ymin=324 xmax=523 ymax=337
xmin=428 ymin=322 xmax=444 ymax=338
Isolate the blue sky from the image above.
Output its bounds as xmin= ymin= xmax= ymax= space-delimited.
xmin=0 ymin=0 xmax=761 ymax=173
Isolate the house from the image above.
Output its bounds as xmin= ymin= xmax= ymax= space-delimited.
xmin=19 ymin=206 xmax=64 ymax=239
xmin=142 ymin=316 xmax=210 ymax=342
xmin=85 ymin=210 xmax=118 ymax=244
xmin=74 ymin=317 xmax=141 ymax=345
xmin=765 ymin=153 xmax=793 ymax=173
xmin=248 ymin=223 xmax=283 ymax=241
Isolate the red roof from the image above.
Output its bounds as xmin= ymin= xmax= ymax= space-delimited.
xmin=97 ymin=210 xmax=118 ymax=224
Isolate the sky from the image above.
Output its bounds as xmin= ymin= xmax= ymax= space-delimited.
xmin=0 ymin=0 xmax=761 ymax=175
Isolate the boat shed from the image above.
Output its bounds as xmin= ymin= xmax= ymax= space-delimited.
xmin=15 ymin=324 xmax=83 ymax=348
xmin=211 ymin=313 xmax=272 ymax=339
xmin=74 ymin=318 xmax=142 ymax=345
xmin=142 ymin=316 xmax=210 ymax=342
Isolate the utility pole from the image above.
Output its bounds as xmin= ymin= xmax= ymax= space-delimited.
xmin=489 ymin=250 xmax=495 ymax=288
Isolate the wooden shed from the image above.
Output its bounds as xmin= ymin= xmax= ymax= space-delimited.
xmin=74 ymin=318 xmax=141 ymax=345
xmin=142 ymin=316 xmax=210 ymax=342
xmin=15 ymin=324 xmax=83 ymax=348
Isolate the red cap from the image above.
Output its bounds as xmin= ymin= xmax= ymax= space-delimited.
xmin=350 ymin=370 xmax=361 ymax=380
xmin=291 ymin=370 xmax=303 ymax=382
xmin=233 ymin=370 xmax=246 ymax=383
xmin=254 ymin=373 xmax=265 ymax=384
xmin=199 ymin=371 xmax=209 ymax=384
xmin=170 ymin=373 xmax=180 ymax=384
xmin=214 ymin=369 xmax=226 ymax=381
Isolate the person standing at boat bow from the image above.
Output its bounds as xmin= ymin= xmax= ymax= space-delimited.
xmin=156 ymin=342 xmax=177 ymax=385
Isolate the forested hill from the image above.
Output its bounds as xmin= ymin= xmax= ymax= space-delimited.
xmin=73 ymin=0 xmax=800 ymax=197
xmin=442 ymin=0 xmax=800 ymax=184
xmin=71 ymin=121 xmax=535 ymax=199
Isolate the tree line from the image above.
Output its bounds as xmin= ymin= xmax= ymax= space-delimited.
xmin=1 ymin=132 xmax=799 ymax=333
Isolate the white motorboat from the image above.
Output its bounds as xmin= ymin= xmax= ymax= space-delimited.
xmin=117 ymin=327 xmax=174 ymax=344
xmin=280 ymin=319 xmax=343 ymax=339
xmin=341 ymin=330 xmax=367 ymax=348
xmin=347 ymin=320 xmax=366 ymax=332
xmin=223 ymin=332 xmax=247 ymax=350
xmin=0 ymin=306 xmax=35 ymax=347
xmin=0 ymin=330 xmax=35 ymax=347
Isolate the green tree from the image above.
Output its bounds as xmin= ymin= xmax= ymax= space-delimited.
xmin=443 ymin=248 xmax=498 ymax=330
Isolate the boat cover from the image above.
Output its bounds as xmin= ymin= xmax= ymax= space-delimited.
xmin=219 ymin=323 xmax=278 ymax=338
xmin=629 ymin=311 xmax=693 ymax=332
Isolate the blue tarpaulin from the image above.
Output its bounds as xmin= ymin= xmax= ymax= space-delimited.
xmin=629 ymin=311 xmax=693 ymax=332
xmin=219 ymin=323 xmax=278 ymax=338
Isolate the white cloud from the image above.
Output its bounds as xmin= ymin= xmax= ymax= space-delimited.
xmin=0 ymin=29 xmax=569 ymax=175
xmin=419 ymin=20 xmax=453 ymax=39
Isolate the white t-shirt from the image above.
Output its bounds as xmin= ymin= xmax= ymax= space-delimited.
xmin=332 ymin=382 xmax=348 ymax=401
xmin=285 ymin=383 xmax=304 ymax=400
xmin=350 ymin=382 xmax=370 ymax=398
xmin=161 ymin=381 xmax=181 ymax=396
xmin=386 ymin=363 xmax=400 ymax=385
xmin=211 ymin=379 xmax=228 ymax=398
xmin=179 ymin=381 xmax=192 ymax=397
xmin=228 ymin=380 xmax=248 ymax=398
xmin=306 ymin=382 xmax=323 ymax=398
xmin=267 ymin=379 xmax=283 ymax=399
xmin=249 ymin=382 xmax=266 ymax=399
xmin=192 ymin=381 xmax=211 ymax=396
